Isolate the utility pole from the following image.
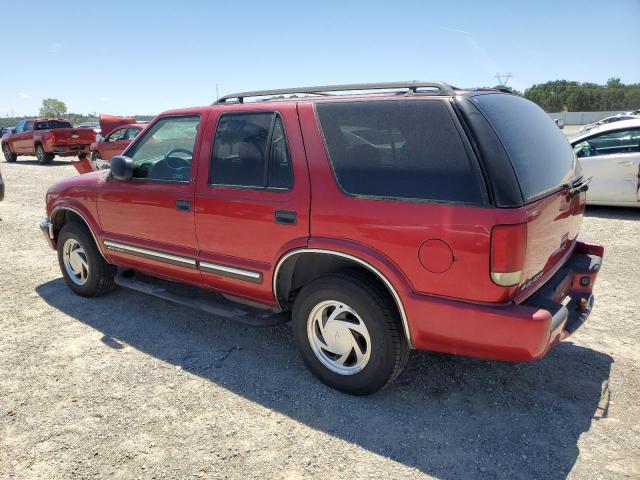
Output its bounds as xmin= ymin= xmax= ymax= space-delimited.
xmin=494 ymin=72 xmax=513 ymax=87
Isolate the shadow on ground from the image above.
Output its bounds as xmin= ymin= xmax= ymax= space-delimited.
xmin=8 ymin=159 xmax=71 ymax=167
xmin=585 ymin=205 xmax=640 ymax=220
xmin=37 ymin=278 xmax=612 ymax=479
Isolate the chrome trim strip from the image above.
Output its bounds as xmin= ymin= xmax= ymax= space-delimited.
xmin=50 ymin=206 xmax=107 ymax=260
xmin=103 ymin=240 xmax=197 ymax=268
xmin=200 ymin=261 xmax=262 ymax=283
xmin=273 ymin=248 xmax=413 ymax=348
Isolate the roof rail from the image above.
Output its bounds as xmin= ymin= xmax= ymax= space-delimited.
xmin=213 ymin=81 xmax=455 ymax=104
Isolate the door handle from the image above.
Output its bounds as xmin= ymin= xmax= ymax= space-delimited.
xmin=274 ymin=210 xmax=297 ymax=225
xmin=176 ymin=199 xmax=192 ymax=212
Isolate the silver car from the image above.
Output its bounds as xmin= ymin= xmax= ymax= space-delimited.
xmin=571 ymin=119 xmax=640 ymax=207
xmin=579 ymin=114 xmax=639 ymax=133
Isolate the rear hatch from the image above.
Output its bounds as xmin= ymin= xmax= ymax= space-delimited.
xmin=467 ymin=93 xmax=586 ymax=301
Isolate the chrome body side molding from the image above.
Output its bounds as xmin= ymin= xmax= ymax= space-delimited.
xmin=103 ymin=240 xmax=197 ymax=269
xmin=200 ymin=261 xmax=263 ymax=283
xmin=273 ymin=248 xmax=413 ymax=347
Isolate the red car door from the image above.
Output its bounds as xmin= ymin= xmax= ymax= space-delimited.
xmin=96 ymin=113 xmax=207 ymax=286
xmin=193 ymin=104 xmax=311 ymax=306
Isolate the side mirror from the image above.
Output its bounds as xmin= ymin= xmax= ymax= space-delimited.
xmin=110 ymin=156 xmax=134 ymax=180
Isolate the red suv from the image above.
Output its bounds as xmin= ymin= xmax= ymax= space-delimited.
xmin=40 ymin=82 xmax=603 ymax=394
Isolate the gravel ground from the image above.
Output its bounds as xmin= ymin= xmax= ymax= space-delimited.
xmin=1 ymin=158 xmax=639 ymax=480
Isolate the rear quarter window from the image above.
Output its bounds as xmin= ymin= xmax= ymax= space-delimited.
xmin=470 ymin=94 xmax=578 ymax=202
xmin=316 ymin=100 xmax=486 ymax=205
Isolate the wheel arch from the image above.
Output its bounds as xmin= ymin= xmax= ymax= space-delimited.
xmin=273 ymin=248 xmax=413 ymax=347
xmin=51 ymin=205 xmax=107 ymax=260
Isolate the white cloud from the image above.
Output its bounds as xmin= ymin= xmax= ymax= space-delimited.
xmin=442 ymin=27 xmax=472 ymax=35
xmin=18 ymin=92 xmax=32 ymax=99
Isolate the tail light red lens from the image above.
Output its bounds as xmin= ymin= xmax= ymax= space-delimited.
xmin=50 ymin=131 xmax=57 ymax=143
xmin=490 ymin=223 xmax=527 ymax=286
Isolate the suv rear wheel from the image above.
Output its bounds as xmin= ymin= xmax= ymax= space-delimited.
xmin=292 ymin=272 xmax=409 ymax=395
xmin=2 ymin=144 xmax=16 ymax=162
xmin=57 ymin=223 xmax=116 ymax=297
xmin=36 ymin=144 xmax=54 ymax=164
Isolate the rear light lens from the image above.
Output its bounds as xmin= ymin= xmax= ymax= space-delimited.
xmin=50 ymin=131 xmax=57 ymax=143
xmin=490 ymin=223 xmax=527 ymax=287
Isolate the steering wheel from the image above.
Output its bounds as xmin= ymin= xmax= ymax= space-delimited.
xmin=163 ymin=148 xmax=193 ymax=169
xmin=149 ymin=148 xmax=193 ymax=181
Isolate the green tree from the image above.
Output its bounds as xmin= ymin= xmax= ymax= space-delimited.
xmin=39 ymin=98 xmax=67 ymax=117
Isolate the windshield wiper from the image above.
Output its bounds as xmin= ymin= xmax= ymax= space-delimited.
xmin=567 ymin=177 xmax=592 ymax=197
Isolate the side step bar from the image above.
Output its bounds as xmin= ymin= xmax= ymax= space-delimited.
xmin=114 ymin=271 xmax=289 ymax=327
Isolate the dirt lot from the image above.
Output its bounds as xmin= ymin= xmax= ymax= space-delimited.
xmin=1 ymin=158 xmax=639 ymax=480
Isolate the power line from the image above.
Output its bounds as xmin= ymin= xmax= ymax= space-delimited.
xmin=494 ymin=73 xmax=513 ymax=86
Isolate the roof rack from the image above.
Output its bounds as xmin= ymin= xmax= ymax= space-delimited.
xmin=213 ymin=81 xmax=455 ymax=104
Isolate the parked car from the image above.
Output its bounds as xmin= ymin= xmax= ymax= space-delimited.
xmin=90 ymin=125 xmax=143 ymax=168
xmin=1 ymin=119 xmax=96 ymax=164
xmin=554 ymin=118 xmax=564 ymax=129
xmin=626 ymin=109 xmax=640 ymax=116
xmin=580 ymin=114 xmax=639 ymax=133
xmin=0 ymin=165 xmax=4 ymax=201
xmin=571 ymin=118 xmax=640 ymax=207
xmin=0 ymin=126 xmax=12 ymax=137
xmin=39 ymin=81 xmax=603 ymax=394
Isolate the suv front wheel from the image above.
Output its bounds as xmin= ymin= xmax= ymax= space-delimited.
xmin=292 ymin=271 xmax=409 ymax=395
xmin=57 ymin=223 xmax=116 ymax=297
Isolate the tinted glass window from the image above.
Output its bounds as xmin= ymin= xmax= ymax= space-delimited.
xmin=35 ymin=120 xmax=72 ymax=130
xmin=211 ymin=113 xmax=293 ymax=189
xmin=24 ymin=121 xmax=34 ymax=131
xmin=471 ymin=94 xmax=578 ymax=201
xmin=316 ymin=100 xmax=485 ymax=204
xmin=14 ymin=121 xmax=25 ymax=133
xmin=574 ymin=129 xmax=640 ymax=157
xmin=127 ymin=115 xmax=200 ymax=182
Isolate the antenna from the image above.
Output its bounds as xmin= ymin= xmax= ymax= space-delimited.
xmin=494 ymin=72 xmax=513 ymax=87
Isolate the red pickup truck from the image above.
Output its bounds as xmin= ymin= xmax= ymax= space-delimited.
xmin=1 ymin=118 xmax=96 ymax=164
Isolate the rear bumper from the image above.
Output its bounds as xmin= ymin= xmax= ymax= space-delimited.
xmin=408 ymin=241 xmax=603 ymax=361
xmin=51 ymin=145 xmax=91 ymax=156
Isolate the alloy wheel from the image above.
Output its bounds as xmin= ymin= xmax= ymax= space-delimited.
xmin=307 ymin=300 xmax=372 ymax=375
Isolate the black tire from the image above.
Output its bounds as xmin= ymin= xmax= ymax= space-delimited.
xmin=2 ymin=143 xmax=16 ymax=162
xmin=57 ymin=222 xmax=116 ymax=298
xmin=36 ymin=144 xmax=54 ymax=164
xmin=292 ymin=271 xmax=410 ymax=395
xmin=91 ymin=151 xmax=101 ymax=163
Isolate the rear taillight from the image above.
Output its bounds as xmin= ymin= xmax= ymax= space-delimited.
xmin=50 ymin=131 xmax=57 ymax=143
xmin=490 ymin=223 xmax=527 ymax=287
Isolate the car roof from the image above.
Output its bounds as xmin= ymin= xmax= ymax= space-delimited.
xmin=571 ymin=118 xmax=640 ymax=143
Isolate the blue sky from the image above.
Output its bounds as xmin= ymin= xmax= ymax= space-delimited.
xmin=2 ymin=0 xmax=639 ymax=116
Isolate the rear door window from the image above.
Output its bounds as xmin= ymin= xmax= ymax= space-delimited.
xmin=210 ymin=112 xmax=293 ymax=190
xmin=470 ymin=94 xmax=579 ymax=202
xmin=315 ymin=100 xmax=486 ymax=205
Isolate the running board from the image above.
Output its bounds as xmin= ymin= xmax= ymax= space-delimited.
xmin=114 ymin=271 xmax=289 ymax=327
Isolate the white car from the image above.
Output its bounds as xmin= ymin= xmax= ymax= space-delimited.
xmin=579 ymin=114 xmax=638 ymax=133
xmin=571 ymin=119 xmax=640 ymax=207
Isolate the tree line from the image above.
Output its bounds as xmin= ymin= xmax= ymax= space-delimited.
xmin=521 ymin=78 xmax=640 ymax=112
